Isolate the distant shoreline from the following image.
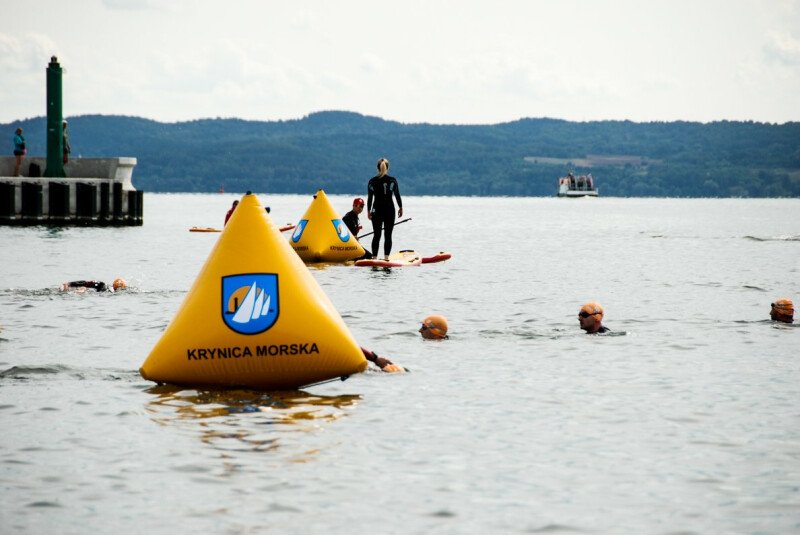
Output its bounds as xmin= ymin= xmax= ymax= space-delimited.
xmin=5 ymin=111 xmax=799 ymax=198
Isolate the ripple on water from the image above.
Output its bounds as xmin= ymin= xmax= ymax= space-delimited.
xmin=525 ymin=524 xmax=586 ymax=533
xmin=0 ymin=364 xmax=72 ymax=378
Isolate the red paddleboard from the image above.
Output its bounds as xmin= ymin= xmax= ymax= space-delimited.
xmin=421 ymin=252 xmax=452 ymax=264
xmin=354 ymin=250 xmax=452 ymax=267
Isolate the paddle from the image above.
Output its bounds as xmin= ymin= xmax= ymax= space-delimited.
xmin=358 ymin=217 xmax=412 ymax=239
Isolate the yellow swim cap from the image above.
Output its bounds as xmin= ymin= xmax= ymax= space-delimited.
xmin=579 ymin=302 xmax=603 ymax=317
xmin=420 ymin=315 xmax=448 ymax=339
xmin=113 ymin=278 xmax=128 ymax=291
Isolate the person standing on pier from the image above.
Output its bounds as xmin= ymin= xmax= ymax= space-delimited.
xmin=12 ymin=127 xmax=26 ymax=176
xmin=62 ymin=121 xmax=71 ymax=164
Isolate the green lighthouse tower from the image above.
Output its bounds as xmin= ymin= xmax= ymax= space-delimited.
xmin=43 ymin=55 xmax=65 ymax=178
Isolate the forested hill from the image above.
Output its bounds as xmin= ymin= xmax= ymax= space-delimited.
xmin=6 ymin=111 xmax=800 ymax=197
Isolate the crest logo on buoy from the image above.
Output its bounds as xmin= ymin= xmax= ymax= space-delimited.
xmin=222 ymin=273 xmax=280 ymax=335
xmin=331 ymin=219 xmax=350 ymax=242
xmin=291 ymin=220 xmax=308 ymax=243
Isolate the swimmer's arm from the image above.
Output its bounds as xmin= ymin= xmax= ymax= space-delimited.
xmin=361 ymin=347 xmax=404 ymax=373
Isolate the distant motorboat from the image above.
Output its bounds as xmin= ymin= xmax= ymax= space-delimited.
xmin=557 ymin=172 xmax=598 ymax=197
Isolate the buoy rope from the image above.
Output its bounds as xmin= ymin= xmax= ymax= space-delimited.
xmin=302 ymin=375 xmax=350 ymax=388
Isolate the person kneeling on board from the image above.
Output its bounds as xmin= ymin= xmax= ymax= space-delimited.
xmin=361 ymin=347 xmax=405 ymax=372
xmin=770 ymin=298 xmax=794 ymax=324
xmin=61 ymin=278 xmax=128 ymax=293
xmin=419 ymin=315 xmax=449 ymax=340
xmin=344 ymin=197 xmax=373 ymax=259
xmin=578 ymin=302 xmax=610 ymax=334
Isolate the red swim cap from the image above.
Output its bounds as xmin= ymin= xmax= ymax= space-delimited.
xmin=353 ymin=197 xmax=365 ymax=206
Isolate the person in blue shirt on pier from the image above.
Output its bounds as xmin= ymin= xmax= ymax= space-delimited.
xmin=12 ymin=127 xmax=26 ymax=176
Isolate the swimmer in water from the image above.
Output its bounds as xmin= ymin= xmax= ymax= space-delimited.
xmin=61 ymin=278 xmax=128 ymax=293
xmin=361 ymin=347 xmax=405 ymax=372
xmin=770 ymin=298 xmax=794 ymax=324
xmin=579 ymin=302 xmax=610 ymax=334
xmin=419 ymin=315 xmax=449 ymax=340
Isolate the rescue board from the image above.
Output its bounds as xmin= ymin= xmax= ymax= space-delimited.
xmin=354 ymin=250 xmax=451 ymax=267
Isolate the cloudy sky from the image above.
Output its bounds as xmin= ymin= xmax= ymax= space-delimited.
xmin=2 ymin=0 xmax=799 ymax=125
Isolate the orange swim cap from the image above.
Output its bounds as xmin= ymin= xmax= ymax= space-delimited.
xmin=771 ymin=298 xmax=794 ymax=314
xmin=579 ymin=302 xmax=603 ymax=317
xmin=420 ymin=315 xmax=448 ymax=339
xmin=113 ymin=278 xmax=128 ymax=291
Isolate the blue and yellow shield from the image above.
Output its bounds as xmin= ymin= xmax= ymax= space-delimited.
xmin=221 ymin=273 xmax=279 ymax=335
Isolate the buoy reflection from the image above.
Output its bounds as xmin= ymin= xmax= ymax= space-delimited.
xmin=144 ymin=385 xmax=361 ymax=455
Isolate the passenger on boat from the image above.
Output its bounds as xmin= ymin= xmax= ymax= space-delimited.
xmin=770 ymin=298 xmax=794 ymax=323
xmin=361 ymin=347 xmax=405 ymax=372
xmin=586 ymin=174 xmax=594 ymax=189
xmin=579 ymin=302 xmax=610 ymax=334
xmin=420 ymin=315 xmax=449 ymax=340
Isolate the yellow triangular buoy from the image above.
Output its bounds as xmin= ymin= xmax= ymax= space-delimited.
xmin=290 ymin=189 xmax=365 ymax=262
xmin=139 ymin=193 xmax=367 ymax=389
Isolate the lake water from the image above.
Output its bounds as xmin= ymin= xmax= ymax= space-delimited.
xmin=1 ymin=194 xmax=799 ymax=534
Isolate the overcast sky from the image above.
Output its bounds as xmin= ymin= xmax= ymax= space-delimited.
xmin=2 ymin=0 xmax=799 ymax=125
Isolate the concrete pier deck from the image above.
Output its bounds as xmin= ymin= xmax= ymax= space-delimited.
xmin=0 ymin=156 xmax=142 ymax=226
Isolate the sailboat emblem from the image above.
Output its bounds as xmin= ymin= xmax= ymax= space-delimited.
xmin=221 ymin=273 xmax=280 ymax=334
xmin=331 ymin=219 xmax=350 ymax=242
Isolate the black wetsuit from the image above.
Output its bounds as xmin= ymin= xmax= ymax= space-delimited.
xmin=342 ymin=210 xmax=360 ymax=238
xmin=588 ymin=326 xmax=610 ymax=334
xmin=367 ymin=175 xmax=402 ymax=257
xmin=343 ymin=209 xmax=373 ymax=259
xmin=68 ymin=280 xmax=107 ymax=292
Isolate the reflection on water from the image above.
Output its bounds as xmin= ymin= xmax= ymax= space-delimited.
xmin=144 ymin=386 xmax=361 ymax=455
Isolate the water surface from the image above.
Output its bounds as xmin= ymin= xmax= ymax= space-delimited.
xmin=1 ymin=194 xmax=799 ymax=534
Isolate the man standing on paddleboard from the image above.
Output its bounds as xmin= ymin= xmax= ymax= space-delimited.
xmin=367 ymin=158 xmax=403 ymax=261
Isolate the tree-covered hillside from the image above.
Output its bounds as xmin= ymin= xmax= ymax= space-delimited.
xmin=5 ymin=112 xmax=799 ymax=197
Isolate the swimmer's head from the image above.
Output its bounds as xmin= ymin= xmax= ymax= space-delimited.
xmin=113 ymin=278 xmax=128 ymax=291
xmin=578 ymin=302 xmax=604 ymax=332
xmin=770 ymin=298 xmax=794 ymax=323
xmin=420 ymin=315 xmax=448 ymax=340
